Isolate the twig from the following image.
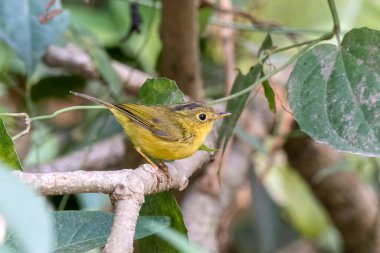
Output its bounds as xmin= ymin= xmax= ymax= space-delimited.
xmin=1 ymin=106 xmax=105 ymax=141
xmin=0 ymin=113 xmax=31 ymax=140
xmin=43 ymin=44 xmax=152 ymax=95
xmin=200 ymin=0 xmax=294 ymax=38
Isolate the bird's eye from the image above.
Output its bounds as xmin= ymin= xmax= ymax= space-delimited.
xmin=198 ymin=113 xmax=207 ymax=121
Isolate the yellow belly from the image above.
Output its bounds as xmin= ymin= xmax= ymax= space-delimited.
xmin=122 ymin=121 xmax=203 ymax=160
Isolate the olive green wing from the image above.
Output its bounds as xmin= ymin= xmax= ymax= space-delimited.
xmin=115 ymin=104 xmax=186 ymax=142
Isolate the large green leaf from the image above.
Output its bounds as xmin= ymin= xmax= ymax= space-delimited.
xmin=52 ymin=211 xmax=170 ymax=253
xmin=1 ymin=164 xmax=53 ymax=253
xmin=217 ymin=64 xmax=263 ymax=150
xmin=288 ymin=28 xmax=380 ymax=156
xmin=0 ymin=0 xmax=70 ymax=76
xmin=139 ymin=192 xmax=188 ymax=253
xmin=139 ymin=77 xmax=185 ymax=105
xmin=0 ymin=117 xmax=22 ymax=170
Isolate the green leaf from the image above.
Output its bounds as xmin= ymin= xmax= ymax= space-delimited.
xmin=1 ymin=164 xmax=53 ymax=253
xmin=0 ymin=0 xmax=70 ymax=76
xmin=258 ymin=34 xmax=276 ymax=112
xmin=288 ymin=27 xmax=380 ymax=156
xmin=258 ymin=33 xmax=273 ymax=57
xmin=199 ymin=7 xmax=214 ymax=35
xmin=88 ymin=46 xmax=123 ymax=98
xmin=52 ymin=211 xmax=170 ymax=253
xmin=156 ymin=227 xmax=207 ymax=253
xmin=217 ymin=64 xmax=263 ymax=150
xmin=262 ymin=76 xmax=277 ymax=113
xmin=198 ymin=143 xmax=218 ymax=152
xmin=139 ymin=192 xmax=188 ymax=253
xmin=0 ymin=118 xmax=22 ymax=170
xmin=139 ymin=78 xmax=185 ymax=105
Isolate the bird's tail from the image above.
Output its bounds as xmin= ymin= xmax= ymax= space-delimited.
xmin=70 ymin=91 xmax=115 ymax=108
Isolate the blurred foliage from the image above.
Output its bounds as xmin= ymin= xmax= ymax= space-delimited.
xmin=0 ymin=0 xmax=380 ymax=252
xmin=1 ymin=163 xmax=53 ymax=253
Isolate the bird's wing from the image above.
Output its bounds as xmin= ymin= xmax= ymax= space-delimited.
xmin=115 ymin=104 xmax=187 ymax=142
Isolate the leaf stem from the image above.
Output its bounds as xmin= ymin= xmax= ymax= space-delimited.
xmin=0 ymin=106 xmax=105 ymax=141
xmin=29 ymin=105 xmax=105 ymax=122
xmin=327 ymin=0 xmax=341 ymax=46
xmin=210 ymin=19 xmax=328 ymax=35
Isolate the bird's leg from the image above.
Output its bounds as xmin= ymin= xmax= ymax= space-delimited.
xmin=157 ymin=161 xmax=169 ymax=177
xmin=134 ymin=146 xmax=170 ymax=178
xmin=134 ymin=146 xmax=158 ymax=169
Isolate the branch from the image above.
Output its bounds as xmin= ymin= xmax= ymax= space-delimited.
xmin=18 ymin=143 xmax=212 ymax=194
xmin=16 ymin=140 xmax=213 ymax=252
xmin=104 ymin=184 xmax=145 ymax=253
xmin=43 ymin=44 xmax=152 ymax=95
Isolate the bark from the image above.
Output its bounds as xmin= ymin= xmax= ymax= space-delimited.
xmin=219 ymin=0 xmax=235 ymax=93
xmin=104 ymin=184 xmax=145 ymax=253
xmin=283 ymin=127 xmax=380 ymax=253
xmin=160 ymin=0 xmax=203 ymax=100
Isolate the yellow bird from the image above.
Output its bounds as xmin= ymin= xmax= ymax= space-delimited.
xmin=71 ymin=92 xmax=230 ymax=172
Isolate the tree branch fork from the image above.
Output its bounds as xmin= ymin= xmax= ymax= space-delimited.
xmin=14 ymin=147 xmax=212 ymax=253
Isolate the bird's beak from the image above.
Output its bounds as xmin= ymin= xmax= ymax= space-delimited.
xmin=213 ymin=112 xmax=231 ymax=120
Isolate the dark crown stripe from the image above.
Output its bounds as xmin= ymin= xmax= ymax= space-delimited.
xmin=173 ymin=102 xmax=202 ymax=111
